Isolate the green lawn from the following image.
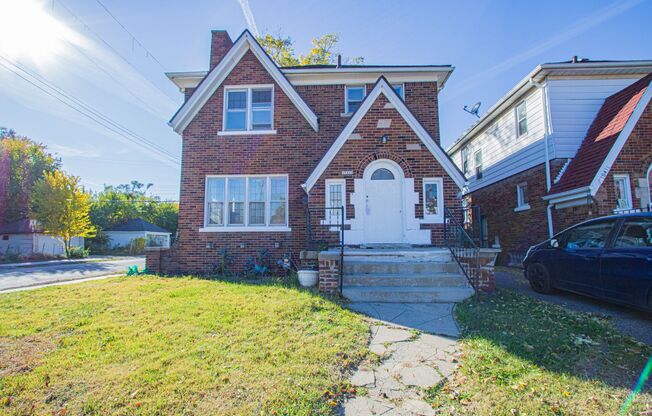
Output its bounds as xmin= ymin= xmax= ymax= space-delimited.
xmin=426 ymin=289 xmax=652 ymax=415
xmin=0 ymin=276 xmax=369 ymax=415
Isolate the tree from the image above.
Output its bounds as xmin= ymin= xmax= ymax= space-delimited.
xmin=32 ymin=171 xmax=96 ymax=258
xmin=257 ymin=33 xmax=363 ymax=67
xmin=0 ymin=128 xmax=61 ymax=224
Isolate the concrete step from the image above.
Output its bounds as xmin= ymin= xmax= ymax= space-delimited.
xmin=342 ymin=286 xmax=475 ymax=303
xmin=343 ymin=260 xmax=460 ymax=275
xmin=343 ymin=273 xmax=469 ymax=287
xmin=343 ymin=248 xmax=452 ymax=263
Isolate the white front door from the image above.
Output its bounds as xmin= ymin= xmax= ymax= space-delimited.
xmin=363 ymin=161 xmax=404 ymax=243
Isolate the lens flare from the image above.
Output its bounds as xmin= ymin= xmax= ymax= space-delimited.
xmin=621 ymin=353 xmax=652 ymax=414
xmin=0 ymin=0 xmax=77 ymax=64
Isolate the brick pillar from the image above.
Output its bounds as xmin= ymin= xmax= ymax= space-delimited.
xmin=145 ymin=247 xmax=165 ymax=274
xmin=476 ymin=248 xmax=500 ymax=292
xmin=318 ymin=251 xmax=341 ymax=294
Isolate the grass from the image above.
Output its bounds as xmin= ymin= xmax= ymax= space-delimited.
xmin=0 ymin=276 xmax=369 ymax=415
xmin=426 ymin=289 xmax=652 ymax=415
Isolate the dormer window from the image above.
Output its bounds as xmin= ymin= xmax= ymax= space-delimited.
xmin=345 ymin=85 xmax=366 ymax=113
xmin=515 ymin=101 xmax=528 ymax=137
xmin=222 ymin=85 xmax=274 ymax=134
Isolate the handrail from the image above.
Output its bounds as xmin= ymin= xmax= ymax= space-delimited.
xmin=306 ymin=206 xmax=345 ymax=295
xmin=444 ymin=207 xmax=480 ymax=295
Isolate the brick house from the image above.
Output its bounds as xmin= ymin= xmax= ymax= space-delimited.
xmin=447 ymin=59 xmax=652 ymax=265
xmin=147 ymin=29 xmax=485 ymax=298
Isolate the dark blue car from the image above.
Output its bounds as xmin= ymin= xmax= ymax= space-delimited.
xmin=523 ymin=213 xmax=652 ymax=312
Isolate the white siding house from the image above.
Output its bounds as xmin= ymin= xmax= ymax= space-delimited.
xmin=104 ymin=219 xmax=171 ymax=250
xmin=0 ymin=219 xmax=84 ymax=258
xmin=449 ymin=60 xmax=652 ymax=194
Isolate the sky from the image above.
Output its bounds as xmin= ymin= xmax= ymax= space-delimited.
xmin=0 ymin=0 xmax=650 ymax=201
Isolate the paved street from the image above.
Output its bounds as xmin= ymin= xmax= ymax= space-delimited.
xmin=496 ymin=269 xmax=652 ymax=345
xmin=0 ymin=257 xmax=145 ymax=292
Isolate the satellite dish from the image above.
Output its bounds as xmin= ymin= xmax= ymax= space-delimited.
xmin=463 ymin=102 xmax=481 ymax=118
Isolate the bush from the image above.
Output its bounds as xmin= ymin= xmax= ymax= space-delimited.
xmin=68 ymin=246 xmax=90 ymax=259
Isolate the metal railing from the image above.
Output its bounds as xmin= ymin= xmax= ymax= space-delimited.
xmin=444 ymin=207 xmax=480 ymax=294
xmin=306 ymin=206 xmax=345 ymax=295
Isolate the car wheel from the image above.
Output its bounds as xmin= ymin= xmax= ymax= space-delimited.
xmin=527 ymin=263 xmax=555 ymax=294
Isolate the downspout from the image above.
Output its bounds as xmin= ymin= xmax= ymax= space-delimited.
xmin=529 ymin=78 xmax=554 ymax=238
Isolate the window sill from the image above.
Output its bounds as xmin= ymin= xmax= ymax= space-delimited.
xmin=340 ymin=112 xmax=353 ymax=118
xmin=217 ymin=129 xmax=277 ymax=136
xmin=199 ymin=226 xmax=291 ymax=232
xmin=514 ymin=204 xmax=531 ymax=212
xmin=422 ymin=216 xmax=444 ymax=224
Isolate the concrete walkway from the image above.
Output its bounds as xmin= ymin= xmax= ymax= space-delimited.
xmin=342 ymin=303 xmax=460 ymax=415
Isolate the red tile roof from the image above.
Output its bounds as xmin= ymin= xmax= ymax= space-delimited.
xmin=548 ymin=73 xmax=652 ymax=195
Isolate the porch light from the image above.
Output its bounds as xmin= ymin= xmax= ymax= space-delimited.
xmin=380 ymin=135 xmax=389 ymax=144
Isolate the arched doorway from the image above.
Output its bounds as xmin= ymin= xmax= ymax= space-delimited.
xmin=362 ymin=159 xmax=404 ymax=243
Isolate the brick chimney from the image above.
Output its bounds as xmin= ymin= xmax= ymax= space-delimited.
xmin=210 ymin=30 xmax=233 ymax=70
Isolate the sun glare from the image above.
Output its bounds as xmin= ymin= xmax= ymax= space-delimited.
xmin=0 ymin=0 xmax=77 ymax=64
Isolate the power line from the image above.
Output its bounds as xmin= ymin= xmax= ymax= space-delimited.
xmin=92 ymin=0 xmax=167 ymax=71
xmin=0 ymin=56 xmax=180 ymax=165
xmin=52 ymin=0 xmax=178 ymax=102
xmin=4 ymin=56 xmax=179 ymax=163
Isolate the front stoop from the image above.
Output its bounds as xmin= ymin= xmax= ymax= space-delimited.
xmin=320 ymin=248 xmax=475 ymax=303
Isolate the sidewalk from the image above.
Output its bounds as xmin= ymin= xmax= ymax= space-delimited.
xmin=0 ymin=255 xmax=141 ymax=269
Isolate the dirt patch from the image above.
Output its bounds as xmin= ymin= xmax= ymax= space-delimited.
xmin=0 ymin=336 xmax=55 ymax=377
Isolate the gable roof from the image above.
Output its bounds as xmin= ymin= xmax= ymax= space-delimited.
xmin=303 ymin=76 xmax=466 ymax=192
xmin=547 ymin=73 xmax=652 ymax=199
xmin=0 ymin=219 xmax=41 ymax=234
xmin=105 ymin=218 xmax=170 ymax=233
xmin=169 ymin=30 xmax=319 ymax=134
xmin=448 ymin=60 xmax=652 ymax=154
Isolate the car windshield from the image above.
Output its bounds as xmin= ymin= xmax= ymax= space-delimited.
xmin=563 ymin=221 xmax=614 ymax=249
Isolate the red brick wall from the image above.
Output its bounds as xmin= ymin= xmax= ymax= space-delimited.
xmin=309 ymin=94 xmax=458 ymax=246
xmin=164 ymin=48 xmax=451 ymax=275
xmin=471 ymin=102 xmax=652 ymax=265
xmin=468 ymin=159 xmax=566 ymax=264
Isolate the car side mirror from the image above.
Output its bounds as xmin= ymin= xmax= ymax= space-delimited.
xmin=550 ymin=238 xmax=559 ymax=248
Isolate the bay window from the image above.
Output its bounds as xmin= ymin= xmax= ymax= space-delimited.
xmin=203 ymin=175 xmax=289 ymax=231
xmin=223 ymin=85 xmax=274 ymax=133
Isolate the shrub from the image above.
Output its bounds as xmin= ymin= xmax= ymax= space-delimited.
xmin=68 ymin=246 xmax=90 ymax=258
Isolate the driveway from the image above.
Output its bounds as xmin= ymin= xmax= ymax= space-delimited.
xmin=496 ymin=269 xmax=652 ymax=345
xmin=0 ymin=256 xmax=145 ymax=292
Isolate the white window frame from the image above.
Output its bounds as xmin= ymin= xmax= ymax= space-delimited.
xmin=422 ymin=177 xmax=444 ymax=224
xmin=220 ymin=84 xmax=276 ymax=135
xmin=461 ymin=146 xmax=470 ymax=176
xmin=514 ymin=182 xmax=530 ymax=212
xmin=613 ymin=174 xmax=633 ymax=212
xmin=515 ymin=100 xmax=528 ymax=138
xmin=474 ymin=150 xmax=483 ymax=179
xmin=324 ymin=179 xmax=346 ymax=226
xmin=344 ymin=85 xmax=366 ymax=114
xmin=392 ymin=83 xmax=405 ymax=100
xmin=201 ymin=174 xmax=290 ymax=232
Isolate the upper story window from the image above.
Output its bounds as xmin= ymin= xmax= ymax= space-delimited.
xmin=461 ymin=147 xmax=470 ymax=176
xmin=515 ymin=101 xmax=528 ymax=137
xmin=204 ymin=175 xmax=288 ymax=231
xmin=474 ymin=150 xmax=483 ymax=179
xmin=614 ymin=174 xmax=632 ymax=211
xmin=223 ymin=86 xmax=274 ymax=133
xmin=345 ymin=86 xmax=366 ymax=113
xmin=392 ymin=84 xmax=405 ymax=100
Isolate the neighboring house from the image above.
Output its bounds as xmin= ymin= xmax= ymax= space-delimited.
xmin=0 ymin=219 xmax=84 ymax=258
xmin=155 ymin=29 xmax=466 ymax=275
xmin=105 ymin=218 xmax=171 ymax=249
xmin=448 ymin=59 xmax=652 ymax=264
